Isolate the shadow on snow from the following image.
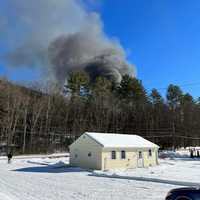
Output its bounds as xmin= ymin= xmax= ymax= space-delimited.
xmin=13 ymin=163 xmax=89 ymax=174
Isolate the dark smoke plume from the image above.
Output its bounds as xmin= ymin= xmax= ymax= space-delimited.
xmin=0 ymin=0 xmax=135 ymax=84
xmin=48 ymin=32 xmax=134 ymax=83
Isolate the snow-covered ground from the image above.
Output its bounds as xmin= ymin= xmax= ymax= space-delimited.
xmin=0 ymin=151 xmax=199 ymax=200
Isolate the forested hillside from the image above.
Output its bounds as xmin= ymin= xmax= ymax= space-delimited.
xmin=0 ymin=72 xmax=200 ymax=154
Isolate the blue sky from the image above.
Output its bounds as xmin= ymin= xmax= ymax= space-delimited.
xmin=1 ymin=0 xmax=200 ymax=97
xmin=100 ymin=0 xmax=200 ymax=97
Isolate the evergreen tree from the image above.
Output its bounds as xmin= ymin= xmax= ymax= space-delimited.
xmin=167 ymin=84 xmax=183 ymax=110
xmin=150 ymin=89 xmax=164 ymax=106
xmin=65 ymin=71 xmax=90 ymax=97
xmin=117 ymin=75 xmax=147 ymax=103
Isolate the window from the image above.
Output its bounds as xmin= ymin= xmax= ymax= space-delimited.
xmin=139 ymin=151 xmax=142 ymax=159
xmin=121 ymin=150 xmax=126 ymax=159
xmin=148 ymin=149 xmax=152 ymax=157
xmin=75 ymin=154 xmax=78 ymax=158
xmin=111 ymin=151 xmax=116 ymax=159
xmin=88 ymin=152 xmax=92 ymax=157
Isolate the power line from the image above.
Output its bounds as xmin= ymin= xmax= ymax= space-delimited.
xmin=145 ymin=135 xmax=200 ymax=140
xmin=146 ymin=81 xmax=200 ymax=92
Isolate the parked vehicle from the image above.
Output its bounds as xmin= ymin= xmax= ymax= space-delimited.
xmin=166 ymin=187 xmax=200 ymax=200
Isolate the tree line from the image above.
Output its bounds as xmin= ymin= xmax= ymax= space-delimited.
xmin=0 ymin=72 xmax=200 ymax=154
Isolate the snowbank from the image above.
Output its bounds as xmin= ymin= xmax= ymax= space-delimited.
xmin=0 ymin=153 xmax=69 ymax=161
xmin=159 ymin=150 xmax=189 ymax=159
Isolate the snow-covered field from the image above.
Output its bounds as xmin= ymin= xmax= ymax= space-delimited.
xmin=0 ymin=152 xmax=199 ymax=200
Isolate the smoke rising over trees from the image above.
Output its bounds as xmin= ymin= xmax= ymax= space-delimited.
xmin=0 ymin=0 xmax=135 ymax=85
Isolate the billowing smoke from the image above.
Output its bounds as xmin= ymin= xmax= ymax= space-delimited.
xmin=0 ymin=0 xmax=135 ymax=84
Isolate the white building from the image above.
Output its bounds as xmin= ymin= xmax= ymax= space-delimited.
xmin=70 ymin=132 xmax=159 ymax=170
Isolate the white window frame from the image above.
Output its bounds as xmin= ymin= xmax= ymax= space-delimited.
xmin=139 ymin=151 xmax=142 ymax=159
xmin=148 ymin=149 xmax=152 ymax=157
xmin=111 ymin=151 xmax=116 ymax=159
xmin=121 ymin=150 xmax=126 ymax=159
xmin=88 ymin=152 xmax=92 ymax=157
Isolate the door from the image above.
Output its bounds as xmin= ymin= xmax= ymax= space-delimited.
xmin=104 ymin=157 xmax=107 ymax=171
xmin=130 ymin=153 xmax=137 ymax=168
xmin=137 ymin=151 xmax=144 ymax=168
